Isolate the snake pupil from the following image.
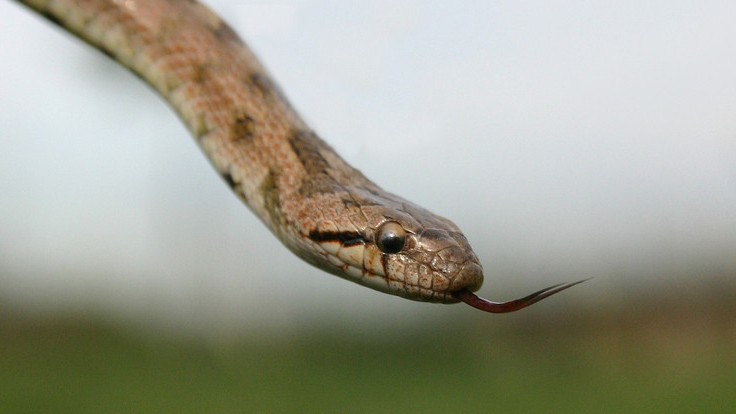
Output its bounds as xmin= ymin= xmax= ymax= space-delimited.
xmin=376 ymin=222 xmax=406 ymax=254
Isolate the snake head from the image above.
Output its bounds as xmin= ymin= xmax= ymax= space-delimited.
xmin=300 ymin=187 xmax=586 ymax=311
xmin=369 ymin=219 xmax=486 ymax=302
xmin=302 ymin=188 xmax=484 ymax=303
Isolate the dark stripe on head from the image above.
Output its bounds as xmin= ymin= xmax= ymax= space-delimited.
xmin=309 ymin=230 xmax=368 ymax=247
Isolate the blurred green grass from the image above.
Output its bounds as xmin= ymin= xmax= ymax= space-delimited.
xmin=1 ymin=293 xmax=735 ymax=414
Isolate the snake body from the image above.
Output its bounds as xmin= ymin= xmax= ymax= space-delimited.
xmin=16 ymin=0 xmax=583 ymax=312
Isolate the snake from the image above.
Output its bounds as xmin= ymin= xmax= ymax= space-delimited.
xmin=14 ymin=0 xmax=586 ymax=313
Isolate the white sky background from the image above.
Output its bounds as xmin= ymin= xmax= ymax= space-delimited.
xmin=1 ymin=1 xmax=736 ymax=335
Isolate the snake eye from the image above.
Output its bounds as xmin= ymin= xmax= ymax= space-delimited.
xmin=375 ymin=221 xmax=406 ymax=254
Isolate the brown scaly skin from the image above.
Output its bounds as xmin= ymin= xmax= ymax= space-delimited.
xmin=16 ymin=0 xmax=585 ymax=311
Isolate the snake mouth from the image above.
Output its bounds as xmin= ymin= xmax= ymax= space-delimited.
xmin=449 ymin=262 xmax=483 ymax=293
xmin=451 ymin=278 xmax=590 ymax=313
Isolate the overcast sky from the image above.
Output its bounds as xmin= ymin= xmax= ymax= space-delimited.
xmin=2 ymin=1 xmax=735 ymax=334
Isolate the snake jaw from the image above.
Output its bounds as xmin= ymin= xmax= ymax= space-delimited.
xmin=451 ymin=278 xmax=591 ymax=313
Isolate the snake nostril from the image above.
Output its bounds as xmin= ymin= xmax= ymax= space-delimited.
xmin=450 ymin=262 xmax=483 ymax=292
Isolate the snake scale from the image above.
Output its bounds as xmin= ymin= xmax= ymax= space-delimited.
xmin=15 ymin=0 xmax=585 ymax=313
